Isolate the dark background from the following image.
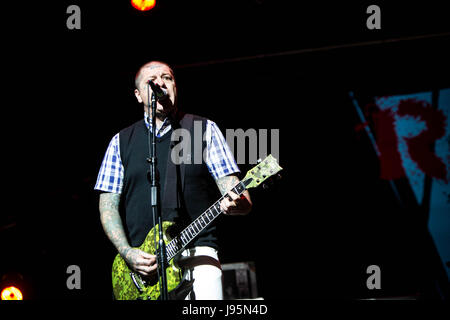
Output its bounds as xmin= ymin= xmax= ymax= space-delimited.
xmin=1 ymin=1 xmax=449 ymax=300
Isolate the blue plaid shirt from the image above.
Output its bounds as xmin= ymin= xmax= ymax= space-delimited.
xmin=94 ymin=114 xmax=240 ymax=194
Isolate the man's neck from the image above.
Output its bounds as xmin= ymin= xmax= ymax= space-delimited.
xmin=155 ymin=115 xmax=166 ymax=130
xmin=145 ymin=110 xmax=166 ymax=127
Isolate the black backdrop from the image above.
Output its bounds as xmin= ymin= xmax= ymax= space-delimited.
xmin=1 ymin=1 xmax=449 ymax=300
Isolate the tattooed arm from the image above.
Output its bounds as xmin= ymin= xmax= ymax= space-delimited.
xmin=99 ymin=192 xmax=157 ymax=277
xmin=216 ymin=174 xmax=252 ymax=215
xmin=99 ymin=193 xmax=130 ymax=257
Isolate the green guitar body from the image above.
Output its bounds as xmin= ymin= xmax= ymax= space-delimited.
xmin=112 ymin=221 xmax=182 ymax=300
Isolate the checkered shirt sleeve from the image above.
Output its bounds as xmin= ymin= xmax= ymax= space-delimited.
xmin=204 ymin=120 xmax=240 ymax=180
xmin=94 ymin=133 xmax=124 ymax=194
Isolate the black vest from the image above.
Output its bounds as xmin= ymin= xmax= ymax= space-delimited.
xmin=119 ymin=113 xmax=220 ymax=248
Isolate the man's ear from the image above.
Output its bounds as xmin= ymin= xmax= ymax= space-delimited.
xmin=134 ymin=88 xmax=143 ymax=103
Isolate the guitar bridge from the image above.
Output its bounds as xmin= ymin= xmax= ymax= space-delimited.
xmin=130 ymin=272 xmax=144 ymax=293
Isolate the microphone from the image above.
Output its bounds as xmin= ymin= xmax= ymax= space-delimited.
xmin=147 ymin=80 xmax=168 ymax=101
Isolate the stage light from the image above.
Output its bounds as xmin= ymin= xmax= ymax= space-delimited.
xmin=131 ymin=0 xmax=156 ymax=11
xmin=1 ymin=286 xmax=23 ymax=300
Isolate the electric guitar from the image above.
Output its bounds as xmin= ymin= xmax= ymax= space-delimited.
xmin=112 ymin=154 xmax=282 ymax=300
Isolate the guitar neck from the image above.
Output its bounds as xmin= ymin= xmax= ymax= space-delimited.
xmin=165 ymin=180 xmax=248 ymax=262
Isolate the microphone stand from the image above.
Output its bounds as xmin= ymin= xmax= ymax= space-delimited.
xmin=147 ymin=87 xmax=169 ymax=300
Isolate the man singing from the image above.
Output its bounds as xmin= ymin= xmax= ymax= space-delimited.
xmin=94 ymin=61 xmax=252 ymax=299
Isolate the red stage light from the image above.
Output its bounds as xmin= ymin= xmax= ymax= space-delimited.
xmin=1 ymin=286 xmax=23 ymax=300
xmin=131 ymin=0 xmax=156 ymax=11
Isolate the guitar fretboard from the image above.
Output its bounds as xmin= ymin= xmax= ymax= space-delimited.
xmin=165 ymin=180 xmax=247 ymax=262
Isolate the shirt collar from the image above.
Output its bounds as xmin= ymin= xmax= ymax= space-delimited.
xmin=144 ymin=112 xmax=172 ymax=137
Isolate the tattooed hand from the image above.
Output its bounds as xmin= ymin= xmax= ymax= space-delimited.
xmin=99 ymin=193 xmax=158 ymax=279
xmin=216 ymin=175 xmax=252 ymax=215
xmin=124 ymin=248 xmax=158 ymax=278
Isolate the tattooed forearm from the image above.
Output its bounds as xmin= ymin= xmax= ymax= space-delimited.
xmin=99 ymin=193 xmax=131 ymax=257
xmin=215 ymin=174 xmax=240 ymax=196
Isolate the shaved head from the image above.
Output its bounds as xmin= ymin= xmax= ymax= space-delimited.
xmin=134 ymin=61 xmax=174 ymax=90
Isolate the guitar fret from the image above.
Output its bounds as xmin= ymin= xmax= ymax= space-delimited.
xmin=196 ymin=220 xmax=203 ymax=230
xmin=174 ymin=237 xmax=182 ymax=249
xmin=179 ymin=234 xmax=184 ymax=245
xmin=167 ymin=245 xmax=173 ymax=258
xmin=180 ymin=233 xmax=187 ymax=246
xmin=171 ymin=245 xmax=176 ymax=256
xmin=183 ymin=230 xmax=192 ymax=241
xmin=211 ymin=204 xmax=218 ymax=216
xmin=213 ymin=202 xmax=221 ymax=215
xmin=165 ymin=245 xmax=170 ymax=258
xmin=168 ymin=243 xmax=177 ymax=261
xmin=235 ymin=181 xmax=245 ymax=194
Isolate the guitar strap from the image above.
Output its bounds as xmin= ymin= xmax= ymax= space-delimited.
xmin=162 ymin=112 xmax=194 ymax=231
xmin=166 ymin=112 xmax=196 ymax=300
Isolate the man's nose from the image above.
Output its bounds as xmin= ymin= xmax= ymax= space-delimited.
xmin=153 ymin=76 xmax=165 ymax=87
